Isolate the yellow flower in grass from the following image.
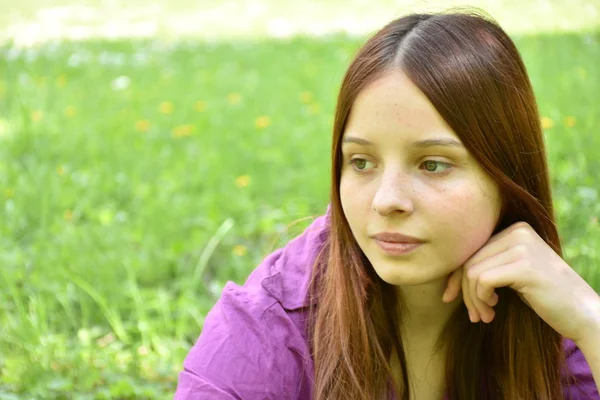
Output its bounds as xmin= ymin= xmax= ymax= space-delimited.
xmin=540 ymin=116 xmax=554 ymax=130
xmin=235 ymin=175 xmax=251 ymax=188
xmin=194 ymin=101 xmax=207 ymax=112
xmin=233 ymin=245 xmax=247 ymax=256
xmin=135 ymin=119 xmax=151 ymax=132
xmin=254 ymin=116 xmax=271 ymax=129
xmin=227 ymin=93 xmax=242 ymax=105
xmin=64 ymin=106 xmax=76 ymax=117
xmin=564 ymin=116 xmax=576 ymax=128
xmin=171 ymin=124 xmax=195 ymax=138
xmin=5 ymin=188 xmax=14 ymax=198
xmin=159 ymin=101 xmax=174 ymax=114
xmin=31 ymin=110 xmax=43 ymax=122
xmin=56 ymin=75 xmax=68 ymax=88
xmin=96 ymin=332 xmax=116 ymax=348
xmin=299 ymin=91 xmax=314 ymax=104
xmin=137 ymin=346 xmax=149 ymax=356
xmin=308 ymin=103 xmax=321 ymax=115
xmin=56 ymin=165 xmax=66 ymax=176
xmin=64 ymin=209 xmax=73 ymax=221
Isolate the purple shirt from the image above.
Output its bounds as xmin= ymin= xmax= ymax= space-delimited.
xmin=175 ymin=209 xmax=599 ymax=399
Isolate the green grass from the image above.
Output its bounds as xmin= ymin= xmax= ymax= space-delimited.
xmin=1 ymin=27 xmax=599 ymax=399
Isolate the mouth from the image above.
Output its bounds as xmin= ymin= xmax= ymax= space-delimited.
xmin=371 ymin=231 xmax=424 ymax=243
xmin=373 ymin=238 xmax=424 ymax=256
xmin=369 ymin=232 xmax=425 ymax=256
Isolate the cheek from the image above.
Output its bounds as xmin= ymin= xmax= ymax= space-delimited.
xmin=437 ymin=188 xmax=500 ymax=264
xmin=340 ymin=176 xmax=374 ymax=234
xmin=339 ymin=176 xmax=352 ymax=215
xmin=455 ymin=221 xmax=496 ymax=263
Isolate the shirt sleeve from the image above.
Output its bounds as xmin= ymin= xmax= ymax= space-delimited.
xmin=174 ymin=282 xmax=309 ymax=400
xmin=562 ymin=339 xmax=600 ymax=399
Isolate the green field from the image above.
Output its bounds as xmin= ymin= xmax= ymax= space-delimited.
xmin=1 ymin=3 xmax=600 ymax=398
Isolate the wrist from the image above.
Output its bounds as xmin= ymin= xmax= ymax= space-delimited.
xmin=574 ymin=295 xmax=600 ymax=350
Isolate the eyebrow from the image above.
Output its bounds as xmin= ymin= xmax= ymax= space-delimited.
xmin=342 ymin=136 xmax=465 ymax=148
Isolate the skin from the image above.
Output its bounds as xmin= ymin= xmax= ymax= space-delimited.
xmin=340 ymin=69 xmax=502 ymax=335
xmin=339 ymin=68 xmax=600 ymax=390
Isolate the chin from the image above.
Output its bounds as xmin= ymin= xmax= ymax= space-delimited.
xmin=367 ymin=256 xmax=445 ymax=285
xmin=371 ymin=265 xmax=435 ymax=286
xmin=379 ymin=275 xmax=434 ymax=286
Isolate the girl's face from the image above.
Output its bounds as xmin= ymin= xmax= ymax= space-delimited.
xmin=340 ymin=70 xmax=502 ymax=287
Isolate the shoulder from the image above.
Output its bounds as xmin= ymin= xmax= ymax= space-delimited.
xmin=562 ymin=338 xmax=600 ymax=399
xmin=175 ymin=207 xmax=331 ymax=400
xmin=175 ymin=284 xmax=312 ymax=400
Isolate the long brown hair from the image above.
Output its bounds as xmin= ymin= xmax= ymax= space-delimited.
xmin=308 ymin=10 xmax=581 ymax=400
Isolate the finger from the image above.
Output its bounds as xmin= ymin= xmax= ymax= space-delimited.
xmin=461 ymin=264 xmax=479 ymax=322
xmin=464 ymin=222 xmax=533 ymax=269
xmin=486 ymin=291 xmax=499 ymax=307
xmin=487 ymin=221 xmax=532 ymax=246
xmin=476 ymin=281 xmax=499 ymax=307
xmin=477 ymin=260 xmax=532 ymax=295
xmin=464 ymin=237 xmax=511 ymax=271
xmin=473 ymin=260 xmax=536 ymax=322
xmin=443 ymin=268 xmax=463 ymax=303
xmin=466 ymin=249 xmax=521 ymax=323
xmin=468 ymin=267 xmax=495 ymax=323
xmin=476 ymin=271 xmax=500 ymax=306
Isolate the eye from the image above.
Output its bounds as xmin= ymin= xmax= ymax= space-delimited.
xmin=420 ymin=160 xmax=452 ymax=174
xmin=349 ymin=157 xmax=375 ymax=172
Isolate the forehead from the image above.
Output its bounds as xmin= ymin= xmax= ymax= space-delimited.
xmin=344 ymin=70 xmax=458 ymax=143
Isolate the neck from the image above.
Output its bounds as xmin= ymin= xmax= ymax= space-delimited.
xmin=396 ymin=276 xmax=463 ymax=347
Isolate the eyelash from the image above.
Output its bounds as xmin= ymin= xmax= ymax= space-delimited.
xmin=347 ymin=158 xmax=453 ymax=175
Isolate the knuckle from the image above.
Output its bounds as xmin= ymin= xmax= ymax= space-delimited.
xmin=512 ymin=244 xmax=529 ymax=258
xmin=513 ymin=222 xmax=533 ymax=240
xmin=466 ymin=267 xmax=479 ymax=281
xmin=477 ymin=287 xmax=490 ymax=302
xmin=513 ymin=221 xmax=531 ymax=230
xmin=478 ymin=271 xmax=491 ymax=285
xmin=516 ymin=256 xmax=532 ymax=270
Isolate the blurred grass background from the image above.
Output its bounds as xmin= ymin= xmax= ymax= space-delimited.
xmin=1 ymin=0 xmax=599 ymax=398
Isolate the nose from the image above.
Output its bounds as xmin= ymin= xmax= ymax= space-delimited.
xmin=371 ymin=170 xmax=415 ymax=215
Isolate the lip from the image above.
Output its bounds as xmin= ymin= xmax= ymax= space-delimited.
xmin=371 ymin=232 xmax=425 ymax=256
xmin=371 ymin=232 xmax=424 ymax=243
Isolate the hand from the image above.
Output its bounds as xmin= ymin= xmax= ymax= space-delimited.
xmin=442 ymin=221 xmax=600 ymax=345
